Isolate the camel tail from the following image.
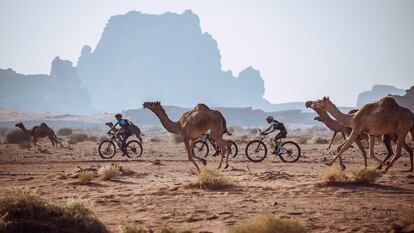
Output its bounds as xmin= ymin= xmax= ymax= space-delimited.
xmin=222 ymin=115 xmax=232 ymax=136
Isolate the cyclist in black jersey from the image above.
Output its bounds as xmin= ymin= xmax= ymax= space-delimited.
xmin=261 ymin=116 xmax=287 ymax=154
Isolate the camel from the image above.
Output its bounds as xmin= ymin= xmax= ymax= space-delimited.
xmin=105 ymin=122 xmax=143 ymax=144
xmin=305 ymin=101 xmax=369 ymax=168
xmin=15 ymin=122 xmax=60 ymax=147
xmin=143 ymin=101 xmax=232 ymax=171
xmin=311 ymin=96 xmax=414 ymax=172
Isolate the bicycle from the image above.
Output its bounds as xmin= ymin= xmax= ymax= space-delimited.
xmin=192 ymin=134 xmax=238 ymax=158
xmin=98 ymin=131 xmax=143 ymax=159
xmin=245 ymin=129 xmax=301 ymax=162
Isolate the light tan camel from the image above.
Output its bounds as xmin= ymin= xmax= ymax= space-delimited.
xmin=15 ymin=122 xmax=60 ymax=147
xmin=311 ymin=97 xmax=414 ymax=172
xmin=305 ymin=101 xmax=369 ymax=168
xmin=105 ymin=122 xmax=143 ymax=144
xmin=143 ymin=101 xmax=232 ymax=171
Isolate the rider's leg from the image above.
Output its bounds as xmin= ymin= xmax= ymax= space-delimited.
xmin=273 ymin=131 xmax=287 ymax=154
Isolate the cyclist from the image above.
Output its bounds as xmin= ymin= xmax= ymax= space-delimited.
xmin=109 ymin=113 xmax=132 ymax=155
xmin=261 ymin=116 xmax=287 ymax=154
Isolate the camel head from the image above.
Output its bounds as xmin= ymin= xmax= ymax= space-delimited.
xmin=15 ymin=122 xmax=24 ymax=128
xmin=143 ymin=101 xmax=163 ymax=111
xmin=305 ymin=101 xmax=314 ymax=108
xmin=311 ymin=96 xmax=330 ymax=110
xmin=314 ymin=116 xmax=322 ymax=122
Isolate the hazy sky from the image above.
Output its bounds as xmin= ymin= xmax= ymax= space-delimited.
xmin=1 ymin=0 xmax=413 ymax=106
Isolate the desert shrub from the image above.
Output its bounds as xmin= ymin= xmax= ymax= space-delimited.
xmin=79 ymin=171 xmax=95 ymax=184
xmin=98 ymin=164 xmax=120 ymax=181
xmin=0 ymin=189 xmax=108 ymax=233
xmin=350 ymin=167 xmax=382 ymax=184
xmin=306 ymin=125 xmax=327 ymax=134
xmin=57 ymin=128 xmax=73 ymax=136
xmin=319 ymin=165 xmax=346 ymax=183
xmin=117 ymin=224 xmax=147 ymax=233
xmin=0 ymin=127 xmax=10 ymax=136
xmin=229 ymin=214 xmax=307 ymax=233
xmin=99 ymin=135 xmax=109 ymax=141
xmin=228 ymin=125 xmax=243 ymax=134
xmin=159 ymin=226 xmax=192 ymax=233
xmin=18 ymin=141 xmax=32 ymax=149
xmin=189 ymin=168 xmax=233 ymax=190
xmin=5 ymin=129 xmax=31 ymax=144
xmin=150 ymin=137 xmax=162 ymax=142
xmin=309 ymin=136 xmax=328 ymax=144
xmin=295 ymin=136 xmax=309 ymax=144
xmin=87 ymin=135 xmax=98 ymax=142
xmin=248 ymin=128 xmax=259 ymax=135
xmin=170 ymin=134 xmax=184 ymax=144
xmin=68 ymin=133 xmax=88 ymax=144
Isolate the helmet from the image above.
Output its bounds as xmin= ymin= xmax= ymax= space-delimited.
xmin=115 ymin=113 xmax=122 ymax=118
xmin=266 ymin=116 xmax=273 ymax=121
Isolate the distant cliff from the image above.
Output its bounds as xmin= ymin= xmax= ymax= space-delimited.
xmin=393 ymin=86 xmax=414 ymax=112
xmin=356 ymin=84 xmax=405 ymax=107
xmin=77 ymin=10 xmax=274 ymax=112
xmin=0 ymin=57 xmax=91 ymax=113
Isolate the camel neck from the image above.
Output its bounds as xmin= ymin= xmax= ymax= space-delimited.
xmin=325 ymin=101 xmax=353 ymax=127
xmin=314 ymin=108 xmax=340 ymax=127
xmin=17 ymin=125 xmax=32 ymax=135
xmin=151 ymin=107 xmax=181 ymax=134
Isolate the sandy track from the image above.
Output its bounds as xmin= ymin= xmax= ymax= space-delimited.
xmin=1 ymin=136 xmax=413 ymax=232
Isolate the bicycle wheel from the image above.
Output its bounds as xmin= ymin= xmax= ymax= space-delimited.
xmin=278 ymin=141 xmax=301 ymax=163
xmin=125 ymin=140 xmax=143 ymax=158
xmin=245 ymin=140 xmax=267 ymax=162
xmin=192 ymin=140 xmax=209 ymax=157
xmin=98 ymin=140 xmax=116 ymax=159
xmin=229 ymin=140 xmax=239 ymax=158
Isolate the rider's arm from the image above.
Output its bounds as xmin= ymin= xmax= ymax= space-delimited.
xmin=262 ymin=126 xmax=273 ymax=135
xmin=109 ymin=122 xmax=119 ymax=132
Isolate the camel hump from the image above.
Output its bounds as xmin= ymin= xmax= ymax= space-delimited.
xmin=194 ymin=103 xmax=210 ymax=111
xmin=378 ymin=96 xmax=398 ymax=107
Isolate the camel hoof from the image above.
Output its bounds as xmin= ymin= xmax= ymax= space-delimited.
xmin=224 ymin=164 xmax=229 ymax=169
xmin=377 ymin=164 xmax=383 ymax=170
xmin=340 ymin=164 xmax=346 ymax=171
xmin=325 ymin=162 xmax=333 ymax=166
xmin=202 ymin=159 xmax=207 ymax=166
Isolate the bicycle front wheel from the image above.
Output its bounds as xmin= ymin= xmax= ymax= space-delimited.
xmin=229 ymin=140 xmax=239 ymax=158
xmin=245 ymin=140 xmax=267 ymax=162
xmin=98 ymin=140 xmax=116 ymax=159
xmin=192 ymin=140 xmax=209 ymax=157
xmin=125 ymin=140 xmax=143 ymax=158
xmin=279 ymin=141 xmax=301 ymax=163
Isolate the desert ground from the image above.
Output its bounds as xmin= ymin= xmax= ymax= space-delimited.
xmin=0 ymin=131 xmax=413 ymax=233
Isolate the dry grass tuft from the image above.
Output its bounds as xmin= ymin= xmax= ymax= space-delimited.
xmin=170 ymin=134 xmax=184 ymax=144
xmin=68 ymin=133 xmax=89 ymax=144
xmin=319 ymin=165 xmax=347 ymax=184
xmin=228 ymin=214 xmax=307 ymax=233
xmin=87 ymin=135 xmax=98 ymax=142
xmin=98 ymin=164 xmax=120 ymax=181
xmin=350 ymin=167 xmax=382 ymax=184
xmin=188 ymin=168 xmax=234 ymax=190
xmin=57 ymin=128 xmax=73 ymax=136
xmin=150 ymin=137 xmax=162 ymax=142
xmin=79 ymin=171 xmax=95 ymax=184
xmin=6 ymin=129 xmax=31 ymax=144
xmin=295 ymin=136 xmax=309 ymax=144
xmin=0 ymin=189 xmax=108 ymax=233
xmin=117 ymin=224 xmax=147 ymax=233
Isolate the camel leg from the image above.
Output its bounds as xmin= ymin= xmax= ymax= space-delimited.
xmin=327 ymin=132 xmax=337 ymax=150
xmin=184 ymin=138 xmax=200 ymax=172
xmin=403 ymin=142 xmax=413 ymax=172
xmin=327 ymin=130 xmax=360 ymax=169
xmin=216 ymin=140 xmax=228 ymax=170
xmin=382 ymin=135 xmax=393 ymax=164
xmin=355 ymin=138 xmax=368 ymax=168
xmin=384 ymin=140 xmax=404 ymax=173
xmin=190 ymin=139 xmax=207 ymax=166
xmin=368 ymin=135 xmax=383 ymax=168
xmin=48 ymin=136 xmax=55 ymax=147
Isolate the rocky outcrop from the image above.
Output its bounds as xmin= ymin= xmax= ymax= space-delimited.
xmin=393 ymin=86 xmax=414 ymax=112
xmin=356 ymin=84 xmax=405 ymax=107
xmin=0 ymin=57 xmax=91 ymax=113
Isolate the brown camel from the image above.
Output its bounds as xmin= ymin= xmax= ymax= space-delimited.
xmin=311 ymin=96 xmax=414 ymax=172
xmin=305 ymin=101 xmax=369 ymax=168
xmin=143 ymin=101 xmax=232 ymax=171
xmin=15 ymin=122 xmax=60 ymax=147
xmin=105 ymin=122 xmax=143 ymax=144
